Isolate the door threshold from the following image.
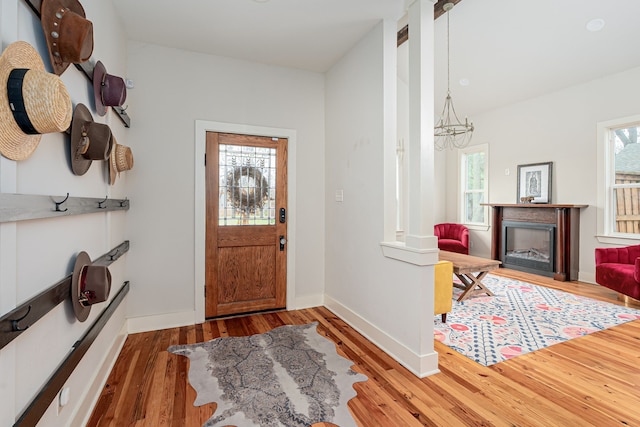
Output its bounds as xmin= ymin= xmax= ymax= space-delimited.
xmin=205 ymin=307 xmax=287 ymax=321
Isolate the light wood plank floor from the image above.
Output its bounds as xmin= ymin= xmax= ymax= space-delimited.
xmin=87 ymin=269 xmax=640 ymax=426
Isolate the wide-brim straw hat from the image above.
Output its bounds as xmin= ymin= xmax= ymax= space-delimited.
xmin=70 ymin=103 xmax=113 ymax=175
xmin=41 ymin=0 xmax=94 ymax=75
xmin=0 ymin=41 xmax=72 ymax=161
xmin=93 ymin=60 xmax=126 ymax=116
xmin=71 ymin=251 xmax=111 ymax=322
xmin=109 ymin=139 xmax=134 ymax=185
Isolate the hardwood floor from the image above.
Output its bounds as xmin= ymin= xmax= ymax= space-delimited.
xmin=87 ymin=269 xmax=640 ymax=426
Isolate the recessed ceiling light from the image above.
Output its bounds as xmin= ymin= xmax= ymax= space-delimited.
xmin=459 ymin=78 xmax=470 ymax=86
xmin=586 ymin=18 xmax=605 ymax=32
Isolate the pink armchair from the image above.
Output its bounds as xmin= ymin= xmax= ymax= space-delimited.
xmin=595 ymin=244 xmax=640 ymax=300
xmin=434 ymin=223 xmax=469 ymax=255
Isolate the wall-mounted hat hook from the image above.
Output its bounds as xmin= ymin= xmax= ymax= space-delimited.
xmin=11 ymin=305 xmax=32 ymax=332
xmin=119 ymin=198 xmax=129 ymax=208
xmin=108 ymin=248 xmax=119 ymax=261
xmin=97 ymin=196 xmax=108 ymax=209
xmin=53 ymin=193 xmax=70 ymax=212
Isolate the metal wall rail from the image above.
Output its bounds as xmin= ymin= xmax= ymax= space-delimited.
xmin=13 ymin=281 xmax=131 ymax=427
xmin=0 ymin=240 xmax=129 ymax=350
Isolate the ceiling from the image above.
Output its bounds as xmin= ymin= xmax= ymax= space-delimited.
xmin=112 ymin=0 xmax=640 ymax=117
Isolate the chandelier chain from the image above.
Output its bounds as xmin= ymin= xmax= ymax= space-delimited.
xmin=446 ymin=8 xmax=450 ymax=96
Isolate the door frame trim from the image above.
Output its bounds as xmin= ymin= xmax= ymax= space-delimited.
xmin=195 ymin=121 xmax=297 ymax=323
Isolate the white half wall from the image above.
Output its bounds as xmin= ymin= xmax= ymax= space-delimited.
xmin=324 ymin=19 xmax=439 ymax=377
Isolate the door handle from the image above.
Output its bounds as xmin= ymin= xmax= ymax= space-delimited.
xmin=279 ymin=236 xmax=286 ymax=251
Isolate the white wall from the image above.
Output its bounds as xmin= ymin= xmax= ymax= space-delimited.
xmin=445 ymin=66 xmax=640 ymax=282
xmin=123 ymin=42 xmax=326 ymax=325
xmin=0 ymin=1 xmax=130 ymax=426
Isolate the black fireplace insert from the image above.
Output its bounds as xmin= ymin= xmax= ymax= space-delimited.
xmin=501 ymin=221 xmax=555 ymax=276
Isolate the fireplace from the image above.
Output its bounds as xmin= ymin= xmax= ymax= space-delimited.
xmin=485 ymin=204 xmax=587 ymax=281
xmin=502 ymin=221 xmax=555 ymax=276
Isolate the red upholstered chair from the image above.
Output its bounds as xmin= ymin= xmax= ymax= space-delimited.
xmin=434 ymin=223 xmax=469 ymax=255
xmin=595 ymin=245 xmax=640 ymax=300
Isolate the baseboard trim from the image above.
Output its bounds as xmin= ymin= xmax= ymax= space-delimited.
xmin=126 ymin=297 xmax=327 ymax=333
xmin=293 ymin=294 xmax=324 ymax=310
xmin=578 ymin=272 xmax=596 ymax=284
xmin=127 ymin=310 xmax=197 ymax=334
xmin=323 ymin=295 xmax=439 ymax=378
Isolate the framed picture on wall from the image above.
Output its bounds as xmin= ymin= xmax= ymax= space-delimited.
xmin=517 ymin=162 xmax=552 ymax=203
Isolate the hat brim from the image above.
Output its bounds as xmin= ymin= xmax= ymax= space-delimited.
xmin=109 ymin=139 xmax=118 ymax=185
xmin=41 ymin=0 xmax=86 ymax=75
xmin=71 ymin=251 xmax=91 ymax=322
xmin=93 ymin=60 xmax=107 ymax=116
xmin=0 ymin=42 xmax=45 ymax=160
xmin=70 ymin=103 xmax=95 ymax=175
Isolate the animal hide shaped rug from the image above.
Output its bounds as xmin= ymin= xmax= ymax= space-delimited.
xmin=168 ymin=322 xmax=368 ymax=427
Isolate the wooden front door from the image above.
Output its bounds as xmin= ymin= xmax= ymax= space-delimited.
xmin=205 ymin=132 xmax=287 ymax=318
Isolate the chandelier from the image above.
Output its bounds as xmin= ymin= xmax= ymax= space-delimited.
xmin=434 ymin=2 xmax=473 ymax=150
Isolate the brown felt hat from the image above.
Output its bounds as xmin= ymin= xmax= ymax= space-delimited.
xmin=71 ymin=251 xmax=111 ymax=322
xmin=70 ymin=103 xmax=113 ymax=175
xmin=0 ymin=41 xmax=72 ymax=161
xmin=109 ymin=139 xmax=134 ymax=185
xmin=41 ymin=0 xmax=94 ymax=75
xmin=93 ymin=61 xmax=126 ymax=116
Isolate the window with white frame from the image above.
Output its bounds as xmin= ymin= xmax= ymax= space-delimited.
xmin=598 ymin=116 xmax=640 ymax=240
xmin=459 ymin=144 xmax=488 ymax=227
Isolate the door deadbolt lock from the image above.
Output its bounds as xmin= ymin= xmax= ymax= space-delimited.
xmin=279 ymin=236 xmax=286 ymax=251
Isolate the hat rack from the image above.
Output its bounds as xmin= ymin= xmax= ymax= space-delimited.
xmin=0 ymin=192 xmax=129 ymax=223
xmin=0 ymin=240 xmax=129 ymax=351
xmin=21 ymin=0 xmax=131 ymax=128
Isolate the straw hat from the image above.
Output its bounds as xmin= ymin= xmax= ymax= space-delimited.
xmin=109 ymin=139 xmax=134 ymax=185
xmin=0 ymin=41 xmax=72 ymax=161
xmin=41 ymin=0 xmax=94 ymax=75
xmin=93 ymin=61 xmax=126 ymax=116
xmin=70 ymin=103 xmax=113 ymax=175
xmin=71 ymin=251 xmax=111 ymax=322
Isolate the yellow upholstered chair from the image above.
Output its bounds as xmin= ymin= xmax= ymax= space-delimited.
xmin=434 ymin=260 xmax=454 ymax=322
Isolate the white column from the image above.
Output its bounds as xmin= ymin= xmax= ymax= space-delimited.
xmin=405 ymin=0 xmax=438 ymax=251
xmin=379 ymin=0 xmax=440 ymax=376
xmin=383 ymin=19 xmax=399 ymax=242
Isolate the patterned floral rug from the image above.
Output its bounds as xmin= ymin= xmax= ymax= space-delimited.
xmin=168 ymin=322 xmax=367 ymax=427
xmin=434 ymin=274 xmax=640 ymax=366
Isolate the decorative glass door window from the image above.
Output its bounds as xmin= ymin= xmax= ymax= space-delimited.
xmin=218 ymin=144 xmax=277 ymax=225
